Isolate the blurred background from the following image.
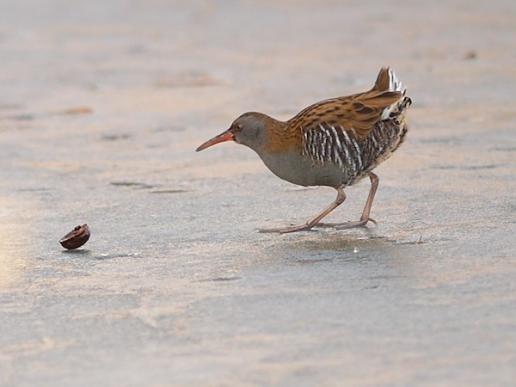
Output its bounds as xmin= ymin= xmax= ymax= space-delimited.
xmin=1 ymin=1 xmax=515 ymax=386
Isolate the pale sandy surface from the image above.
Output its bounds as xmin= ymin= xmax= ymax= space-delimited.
xmin=1 ymin=1 xmax=516 ymax=386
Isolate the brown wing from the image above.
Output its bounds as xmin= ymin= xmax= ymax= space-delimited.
xmin=288 ymin=67 xmax=404 ymax=140
xmin=288 ymin=90 xmax=402 ymax=141
xmin=265 ymin=68 xmax=407 ymax=153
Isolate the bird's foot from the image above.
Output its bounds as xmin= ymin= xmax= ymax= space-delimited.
xmin=316 ymin=218 xmax=377 ymax=230
xmin=258 ymin=223 xmax=316 ymax=234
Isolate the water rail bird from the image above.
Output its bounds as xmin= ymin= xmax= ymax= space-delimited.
xmin=196 ymin=67 xmax=412 ymax=233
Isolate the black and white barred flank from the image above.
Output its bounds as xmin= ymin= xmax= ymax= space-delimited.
xmin=301 ymin=97 xmax=410 ymax=185
xmin=303 ymin=123 xmax=363 ymax=170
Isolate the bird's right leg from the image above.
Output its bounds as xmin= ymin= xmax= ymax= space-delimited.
xmin=317 ymin=172 xmax=379 ymax=229
xmin=259 ymin=186 xmax=346 ymax=234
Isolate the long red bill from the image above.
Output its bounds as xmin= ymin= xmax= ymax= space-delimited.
xmin=196 ymin=130 xmax=234 ymax=152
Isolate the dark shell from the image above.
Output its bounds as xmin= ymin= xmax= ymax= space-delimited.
xmin=60 ymin=224 xmax=90 ymax=250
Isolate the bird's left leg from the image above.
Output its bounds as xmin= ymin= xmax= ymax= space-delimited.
xmin=317 ymin=172 xmax=379 ymax=229
xmin=259 ymin=186 xmax=346 ymax=234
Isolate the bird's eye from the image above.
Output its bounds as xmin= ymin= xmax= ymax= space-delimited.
xmin=233 ymin=124 xmax=243 ymax=132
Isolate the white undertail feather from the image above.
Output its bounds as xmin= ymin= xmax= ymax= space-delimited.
xmin=380 ymin=67 xmax=407 ymax=120
xmin=387 ymin=68 xmax=405 ymax=94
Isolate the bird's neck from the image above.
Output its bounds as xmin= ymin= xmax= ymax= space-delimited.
xmin=263 ymin=119 xmax=300 ymax=154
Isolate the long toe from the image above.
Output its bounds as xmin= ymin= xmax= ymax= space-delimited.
xmin=316 ymin=218 xmax=377 ymax=230
xmin=334 ymin=220 xmax=368 ymax=230
xmin=334 ymin=218 xmax=377 ymax=230
xmin=258 ymin=224 xmax=316 ymax=234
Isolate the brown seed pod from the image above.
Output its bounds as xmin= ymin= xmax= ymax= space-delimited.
xmin=60 ymin=224 xmax=90 ymax=250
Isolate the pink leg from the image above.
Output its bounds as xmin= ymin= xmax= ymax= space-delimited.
xmin=317 ymin=173 xmax=379 ymax=229
xmin=259 ymin=186 xmax=346 ymax=234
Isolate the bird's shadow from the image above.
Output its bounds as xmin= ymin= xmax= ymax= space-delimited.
xmin=261 ymin=227 xmax=422 ymax=268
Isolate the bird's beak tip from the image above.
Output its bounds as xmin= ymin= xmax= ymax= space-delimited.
xmin=196 ymin=130 xmax=234 ymax=152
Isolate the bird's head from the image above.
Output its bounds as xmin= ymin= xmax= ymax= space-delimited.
xmin=196 ymin=112 xmax=271 ymax=152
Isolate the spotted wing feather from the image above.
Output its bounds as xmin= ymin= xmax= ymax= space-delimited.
xmin=297 ymin=68 xmax=410 ymax=181
xmin=290 ymin=68 xmax=405 ymax=141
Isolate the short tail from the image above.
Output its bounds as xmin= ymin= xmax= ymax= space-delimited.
xmin=373 ymin=67 xmax=405 ymax=94
xmin=373 ymin=67 xmax=411 ymax=120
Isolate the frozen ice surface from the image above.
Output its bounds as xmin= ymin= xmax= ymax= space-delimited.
xmin=0 ymin=1 xmax=515 ymax=386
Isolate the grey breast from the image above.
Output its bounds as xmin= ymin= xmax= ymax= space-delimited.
xmin=258 ymin=150 xmax=348 ymax=188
